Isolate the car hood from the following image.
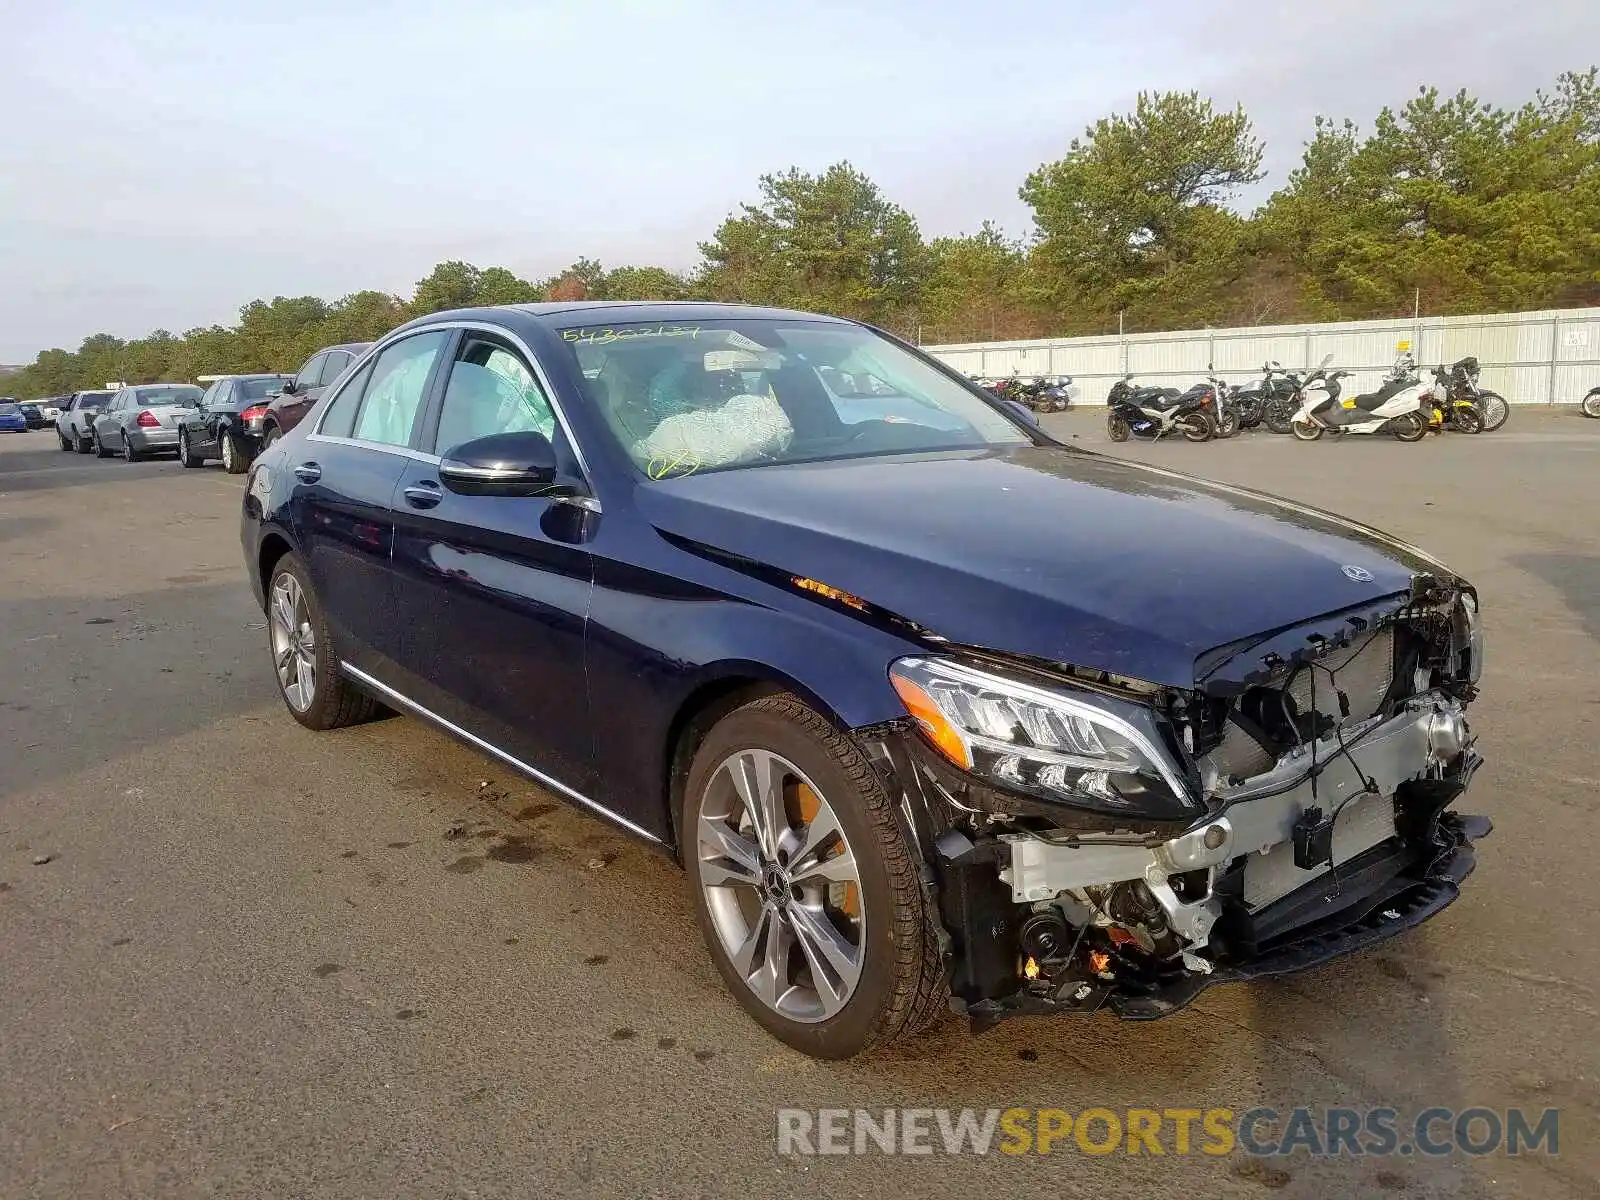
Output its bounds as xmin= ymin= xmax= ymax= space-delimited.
xmin=636 ymin=446 xmax=1456 ymax=689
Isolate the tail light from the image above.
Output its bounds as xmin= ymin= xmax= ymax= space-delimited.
xmin=136 ymin=410 xmax=160 ymax=428
xmin=240 ymin=404 xmax=268 ymax=427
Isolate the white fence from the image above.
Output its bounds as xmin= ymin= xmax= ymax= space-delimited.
xmin=925 ymin=307 xmax=1600 ymax=405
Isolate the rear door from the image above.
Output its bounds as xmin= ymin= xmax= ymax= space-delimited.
xmin=387 ymin=328 xmax=599 ymax=797
xmin=286 ymin=330 xmax=454 ymax=676
xmin=196 ymin=380 xmax=230 ymax=451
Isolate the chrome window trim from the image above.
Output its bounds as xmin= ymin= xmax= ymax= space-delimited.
xmin=311 ymin=319 xmax=594 ymax=482
xmin=338 ymin=662 xmax=660 ymax=845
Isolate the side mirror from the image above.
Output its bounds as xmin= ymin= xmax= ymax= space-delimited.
xmin=1003 ymin=399 xmax=1040 ymax=428
xmin=281 ymin=380 xmax=298 ymax=396
xmin=439 ymin=430 xmax=560 ymax=497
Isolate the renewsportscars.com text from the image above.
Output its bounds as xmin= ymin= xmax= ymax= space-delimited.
xmin=775 ymin=1106 xmax=1559 ymax=1158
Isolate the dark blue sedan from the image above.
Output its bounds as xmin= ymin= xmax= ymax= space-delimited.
xmin=0 ymin=401 xmax=27 ymax=433
xmin=240 ymin=302 xmax=1488 ymax=1057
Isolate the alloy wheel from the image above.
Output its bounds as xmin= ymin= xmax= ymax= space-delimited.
xmin=269 ymin=572 xmax=316 ymax=712
xmin=221 ymin=434 xmax=235 ymax=472
xmin=696 ymin=749 xmax=865 ymax=1023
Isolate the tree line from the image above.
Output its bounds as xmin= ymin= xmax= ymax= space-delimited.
xmin=10 ymin=68 xmax=1599 ymax=399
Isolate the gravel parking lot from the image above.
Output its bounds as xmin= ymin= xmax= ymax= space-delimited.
xmin=1 ymin=414 xmax=1596 ymax=1199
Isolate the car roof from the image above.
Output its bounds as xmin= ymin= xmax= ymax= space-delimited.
xmin=506 ymin=300 xmax=850 ymax=326
xmin=318 ymin=342 xmax=371 ymax=354
xmin=133 ymin=382 xmax=201 ymax=389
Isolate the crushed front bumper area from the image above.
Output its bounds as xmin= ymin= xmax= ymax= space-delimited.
xmin=861 ymin=691 xmax=1490 ymax=1033
xmin=959 ymin=811 xmax=1488 ymax=1027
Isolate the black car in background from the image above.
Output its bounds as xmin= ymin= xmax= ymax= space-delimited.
xmin=57 ymin=391 xmax=115 ymax=452
xmin=179 ymin=374 xmax=292 ymax=473
xmin=17 ymin=402 xmax=46 ymax=429
xmin=259 ymin=342 xmax=370 ymax=445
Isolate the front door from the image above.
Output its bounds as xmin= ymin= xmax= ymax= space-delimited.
xmin=387 ymin=330 xmax=598 ymax=797
xmin=286 ymin=329 xmax=453 ymax=675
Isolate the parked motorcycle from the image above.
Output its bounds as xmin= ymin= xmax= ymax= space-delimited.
xmin=1255 ymin=358 xmax=1330 ymax=434
xmin=1105 ymin=374 xmax=1214 ymax=442
xmin=1434 ymin=356 xmax=1508 ymax=432
xmin=1200 ymin=365 xmax=1240 ymax=438
xmin=1583 ymin=386 xmax=1600 ymax=419
xmin=1289 ymin=354 xmax=1430 ymax=442
xmin=1424 ymin=365 xmax=1485 ymax=434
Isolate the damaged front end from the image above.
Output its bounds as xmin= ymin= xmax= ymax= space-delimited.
xmin=864 ymin=573 xmax=1490 ymax=1029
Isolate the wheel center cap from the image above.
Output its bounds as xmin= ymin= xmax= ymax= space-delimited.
xmin=761 ymin=863 xmax=789 ymax=905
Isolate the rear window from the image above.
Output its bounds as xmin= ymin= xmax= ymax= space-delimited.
xmin=237 ymin=377 xmax=288 ymax=402
xmin=135 ymin=386 xmax=203 ymax=407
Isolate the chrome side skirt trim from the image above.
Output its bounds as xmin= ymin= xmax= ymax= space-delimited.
xmin=338 ymin=661 xmax=661 ymax=844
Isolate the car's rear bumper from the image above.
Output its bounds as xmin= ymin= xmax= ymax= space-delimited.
xmin=130 ymin=427 xmax=179 ymax=450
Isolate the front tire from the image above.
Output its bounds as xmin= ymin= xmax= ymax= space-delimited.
xmin=1477 ymin=392 xmax=1508 ymax=431
xmin=266 ymin=553 xmax=379 ymax=731
xmin=1290 ymin=418 xmax=1324 ymax=442
xmin=1452 ymin=406 xmax=1485 ymax=435
xmin=1583 ymin=390 xmax=1600 ymax=419
xmin=683 ymin=694 xmax=945 ymax=1059
xmin=1391 ymin=412 xmax=1428 ymax=443
xmin=1106 ymin=413 xmax=1131 ymax=442
xmin=92 ymin=430 xmax=112 ymax=458
xmin=1264 ymin=400 xmax=1295 ymax=435
xmin=1213 ymin=410 xmax=1241 ymax=439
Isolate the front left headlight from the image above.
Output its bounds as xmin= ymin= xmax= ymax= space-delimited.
xmin=888 ymin=656 xmax=1197 ymax=819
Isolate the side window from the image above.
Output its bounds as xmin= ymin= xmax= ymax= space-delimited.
xmin=318 ymin=361 xmax=374 ymax=439
xmin=320 ymin=351 xmax=351 ymax=388
xmin=430 ymin=337 xmax=557 ymax=456
xmin=199 ymin=383 xmax=218 ymax=408
xmin=215 ymin=381 xmax=233 ymax=407
xmin=295 ymin=354 xmax=326 ymax=392
xmin=350 ymin=331 xmax=450 ymax=448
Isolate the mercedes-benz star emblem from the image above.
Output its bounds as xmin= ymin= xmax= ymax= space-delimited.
xmin=1342 ymin=564 xmax=1375 ymax=582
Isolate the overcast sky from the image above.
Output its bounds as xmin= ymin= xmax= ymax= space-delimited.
xmin=2 ymin=0 xmax=1596 ymax=361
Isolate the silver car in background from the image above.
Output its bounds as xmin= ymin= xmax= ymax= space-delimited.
xmin=91 ymin=384 xmax=204 ymax=461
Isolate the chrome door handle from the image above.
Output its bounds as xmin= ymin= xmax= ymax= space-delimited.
xmin=293 ymin=462 xmax=322 ymax=483
xmin=403 ymin=482 xmax=443 ymax=509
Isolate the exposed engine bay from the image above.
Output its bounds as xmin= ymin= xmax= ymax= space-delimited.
xmin=868 ymin=573 xmax=1489 ymax=1026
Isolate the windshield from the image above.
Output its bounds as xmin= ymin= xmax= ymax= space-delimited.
xmin=76 ymin=393 xmax=111 ymax=410
xmin=236 ymin=377 xmax=288 ymax=402
xmin=0 ymin=403 xmax=19 ymax=416
xmin=136 ymin=386 xmax=203 ymax=407
xmin=557 ymin=319 xmax=1030 ymax=478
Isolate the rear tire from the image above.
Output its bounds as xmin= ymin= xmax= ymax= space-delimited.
xmin=221 ymin=431 xmax=250 ymax=474
xmin=682 ymin=694 xmax=946 ymax=1059
xmin=123 ymin=435 xmax=141 ymax=463
xmin=58 ymin=430 xmax=73 ymax=451
xmin=265 ymin=552 xmax=379 ymax=731
xmin=262 ymin=424 xmax=281 ymax=448
xmin=1583 ymin=390 xmax=1600 ymax=419
xmin=1178 ymin=413 xmax=1212 ymax=442
xmin=1290 ymin=419 xmax=1323 ymax=442
xmin=1392 ymin=412 xmax=1428 ymax=443
xmin=1106 ymin=413 xmax=1131 ymax=442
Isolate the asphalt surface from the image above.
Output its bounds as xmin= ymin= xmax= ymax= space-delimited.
xmin=1 ymin=412 xmax=1597 ymax=1199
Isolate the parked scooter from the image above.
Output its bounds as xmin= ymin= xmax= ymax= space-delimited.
xmin=1106 ymin=374 xmax=1215 ymax=442
xmin=1289 ymin=353 xmax=1430 ymax=442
